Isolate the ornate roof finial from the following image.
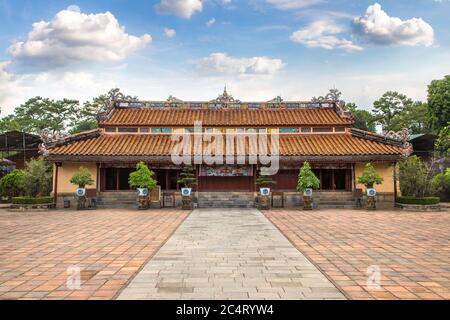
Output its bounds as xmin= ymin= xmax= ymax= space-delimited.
xmin=223 ymin=85 xmax=228 ymax=96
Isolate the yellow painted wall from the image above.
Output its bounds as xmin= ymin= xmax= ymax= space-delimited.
xmin=54 ymin=162 xmax=98 ymax=193
xmin=355 ymin=162 xmax=397 ymax=193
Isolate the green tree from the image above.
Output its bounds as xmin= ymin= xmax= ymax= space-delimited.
xmin=357 ymin=163 xmax=383 ymax=189
xmin=71 ymin=88 xmax=138 ymax=134
xmin=399 ymin=156 xmax=433 ymax=197
xmin=0 ymin=115 xmax=23 ymax=132
xmin=373 ymin=91 xmax=413 ymax=131
xmin=21 ymin=158 xmax=53 ymax=197
xmin=428 ymin=75 xmax=450 ymax=133
xmin=13 ymin=97 xmax=79 ymax=134
xmin=70 ymin=167 xmax=95 ymax=188
xmin=389 ymin=101 xmax=430 ymax=134
xmin=177 ymin=165 xmax=197 ymax=188
xmin=0 ymin=169 xmax=26 ymax=198
xmin=346 ymin=103 xmax=376 ymax=132
xmin=297 ymin=161 xmax=320 ymax=192
xmin=435 ymin=122 xmax=450 ymax=158
xmin=128 ymin=162 xmax=157 ymax=190
xmin=431 ymin=168 xmax=450 ymax=202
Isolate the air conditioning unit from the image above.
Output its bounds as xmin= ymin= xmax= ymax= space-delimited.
xmin=367 ymin=188 xmax=377 ymax=197
xmin=303 ymin=188 xmax=313 ymax=197
xmin=76 ymin=188 xmax=86 ymax=197
xmin=260 ymin=188 xmax=270 ymax=196
xmin=181 ymin=188 xmax=192 ymax=197
xmin=137 ymin=188 xmax=149 ymax=197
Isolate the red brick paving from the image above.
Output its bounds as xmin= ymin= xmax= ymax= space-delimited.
xmin=265 ymin=209 xmax=450 ymax=300
xmin=0 ymin=208 xmax=189 ymax=300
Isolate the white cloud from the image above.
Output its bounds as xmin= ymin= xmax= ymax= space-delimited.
xmin=206 ymin=18 xmax=216 ymax=27
xmin=198 ymin=52 xmax=285 ymax=77
xmin=8 ymin=8 xmax=151 ymax=69
xmin=155 ymin=0 xmax=203 ymax=19
xmin=352 ymin=3 xmax=434 ymax=47
xmin=266 ymin=0 xmax=322 ymax=10
xmin=291 ymin=20 xmax=363 ymax=51
xmin=164 ymin=28 xmax=176 ymax=38
xmin=0 ymin=62 xmax=20 ymax=109
xmin=66 ymin=5 xmax=81 ymax=13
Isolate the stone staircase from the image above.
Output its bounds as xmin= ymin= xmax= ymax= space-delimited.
xmin=313 ymin=192 xmax=356 ymax=209
xmin=97 ymin=191 xmax=137 ymax=208
xmin=197 ymin=192 xmax=255 ymax=208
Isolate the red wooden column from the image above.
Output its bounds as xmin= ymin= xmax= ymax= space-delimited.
xmin=53 ymin=162 xmax=62 ymax=205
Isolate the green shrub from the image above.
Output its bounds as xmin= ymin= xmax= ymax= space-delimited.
xmin=357 ymin=163 xmax=383 ymax=188
xmin=21 ymin=158 xmax=53 ymax=197
xmin=70 ymin=167 xmax=94 ymax=188
xmin=177 ymin=165 xmax=197 ymax=188
xmin=431 ymin=169 xmax=450 ymax=202
xmin=12 ymin=196 xmax=54 ymax=205
xmin=396 ymin=196 xmax=440 ymax=205
xmin=297 ymin=161 xmax=320 ymax=192
xmin=129 ymin=162 xmax=157 ymax=189
xmin=0 ymin=170 xmax=26 ymax=198
xmin=255 ymin=169 xmax=277 ymax=188
xmin=399 ymin=156 xmax=433 ymax=197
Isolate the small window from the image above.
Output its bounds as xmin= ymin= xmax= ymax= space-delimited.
xmin=248 ymin=103 xmax=260 ymax=109
xmin=226 ymin=128 xmax=236 ymax=133
xmin=204 ymin=128 xmax=214 ymax=133
xmin=151 ymin=128 xmax=162 ymax=133
xmin=268 ymin=128 xmax=278 ymax=134
xmin=185 ymin=128 xmax=194 ymax=133
xmin=118 ymin=127 xmax=138 ymax=133
xmin=150 ymin=102 xmax=164 ymax=108
xmin=286 ymin=103 xmax=300 ymax=108
xmin=161 ymin=128 xmax=172 ymax=133
xmin=334 ymin=127 xmax=346 ymax=132
xmin=279 ymin=128 xmax=299 ymax=133
xmin=267 ymin=103 xmax=279 ymax=109
xmin=301 ymin=127 xmax=312 ymax=133
xmin=236 ymin=128 xmax=245 ymax=133
xmin=257 ymin=128 xmax=267 ymax=133
xmin=209 ymin=103 xmax=222 ymax=109
xmin=215 ymin=128 xmax=225 ymax=133
xmin=313 ymin=127 xmax=333 ymax=133
xmin=246 ymin=128 xmax=257 ymax=133
xmin=229 ymin=103 xmax=241 ymax=109
xmin=190 ymin=103 xmax=202 ymax=109
xmin=140 ymin=128 xmax=150 ymax=133
xmin=105 ymin=127 xmax=116 ymax=133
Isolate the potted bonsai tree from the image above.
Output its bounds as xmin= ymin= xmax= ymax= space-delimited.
xmin=255 ymin=170 xmax=276 ymax=210
xmin=70 ymin=167 xmax=94 ymax=210
xmin=297 ymin=161 xmax=320 ymax=210
xmin=357 ymin=163 xmax=383 ymax=210
xmin=177 ymin=165 xmax=197 ymax=210
xmin=128 ymin=162 xmax=157 ymax=210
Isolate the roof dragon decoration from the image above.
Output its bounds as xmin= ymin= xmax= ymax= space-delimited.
xmin=383 ymin=128 xmax=413 ymax=157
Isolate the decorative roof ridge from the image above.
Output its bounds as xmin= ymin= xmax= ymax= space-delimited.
xmin=47 ymin=129 xmax=102 ymax=149
xmin=350 ymin=128 xmax=409 ymax=149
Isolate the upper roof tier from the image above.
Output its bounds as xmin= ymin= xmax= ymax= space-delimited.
xmin=101 ymin=108 xmax=352 ymax=127
xmin=98 ymin=88 xmax=354 ymax=127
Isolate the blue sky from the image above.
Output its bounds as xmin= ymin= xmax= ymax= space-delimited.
xmin=0 ymin=0 xmax=449 ymax=114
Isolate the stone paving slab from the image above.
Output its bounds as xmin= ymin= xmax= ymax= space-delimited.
xmin=118 ymin=209 xmax=345 ymax=300
xmin=265 ymin=209 xmax=450 ymax=300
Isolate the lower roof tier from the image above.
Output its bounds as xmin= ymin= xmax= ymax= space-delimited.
xmin=48 ymin=131 xmax=405 ymax=162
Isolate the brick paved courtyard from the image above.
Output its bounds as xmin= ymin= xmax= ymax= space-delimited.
xmin=265 ymin=209 xmax=450 ymax=300
xmin=0 ymin=209 xmax=189 ymax=300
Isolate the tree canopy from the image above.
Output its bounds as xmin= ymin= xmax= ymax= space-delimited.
xmin=372 ymin=91 xmax=413 ymax=132
xmin=427 ymin=75 xmax=450 ymax=133
xmin=346 ymin=103 xmax=376 ymax=132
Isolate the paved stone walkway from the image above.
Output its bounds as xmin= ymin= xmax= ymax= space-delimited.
xmin=118 ymin=209 xmax=345 ymax=300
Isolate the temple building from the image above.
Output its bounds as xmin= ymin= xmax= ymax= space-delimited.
xmin=47 ymin=89 xmax=410 ymax=208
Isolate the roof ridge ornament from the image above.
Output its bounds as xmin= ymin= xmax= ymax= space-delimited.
xmin=167 ymin=95 xmax=183 ymax=104
xmin=267 ymin=96 xmax=283 ymax=104
xmin=312 ymin=88 xmax=343 ymax=104
xmin=383 ymin=128 xmax=413 ymax=157
xmin=210 ymin=87 xmax=241 ymax=105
